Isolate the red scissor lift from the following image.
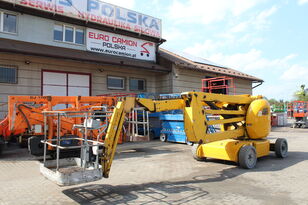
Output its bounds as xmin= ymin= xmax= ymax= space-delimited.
xmin=288 ymin=101 xmax=308 ymax=128
xmin=202 ymin=76 xmax=236 ymax=95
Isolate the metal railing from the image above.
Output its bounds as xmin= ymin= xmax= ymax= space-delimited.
xmin=127 ymin=107 xmax=150 ymax=141
xmin=41 ymin=107 xmax=113 ymax=171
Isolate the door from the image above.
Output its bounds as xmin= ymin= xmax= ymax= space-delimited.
xmin=42 ymin=70 xmax=91 ymax=109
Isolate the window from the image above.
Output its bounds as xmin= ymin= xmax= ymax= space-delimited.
xmin=75 ymin=28 xmax=84 ymax=44
xmin=54 ymin=24 xmax=63 ymax=41
xmin=65 ymin=26 xmax=74 ymax=42
xmin=107 ymin=76 xmax=125 ymax=90
xmin=0 ymin=12 xmax=17 ymax=34
xmin=53 ymin=24 xmax=84 ymax=45
xmin=0 ymin=66 xmax=17 ymax=84
xmin=130 ymin=78 xmax=145 ymax=91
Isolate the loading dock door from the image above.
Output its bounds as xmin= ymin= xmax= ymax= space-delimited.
xmin=42 ymin=71 xmax=90 ymax=109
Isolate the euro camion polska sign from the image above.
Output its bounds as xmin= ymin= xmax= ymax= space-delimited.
xmin=87 ymin=28 xmax=156 ymax=61
xmin=2 ymin=0 xmax=162 ymax=39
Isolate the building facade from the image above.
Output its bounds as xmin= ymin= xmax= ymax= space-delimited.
xmin=0 ymin=1 xmax=262 ymax=119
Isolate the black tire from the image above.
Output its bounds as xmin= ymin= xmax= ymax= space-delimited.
xmin=0 ymin=143 xmax=4 ymax=156
xmin=160 ymin=133 xmax=167 ymax=142
xmin=28 ymin=136 xmax=44 ymax=156
xmin=191 ymin=144 xmax=206 ymax=161
xmin=239 ymin=145 xmax=257 ymax=169
xmin=0 ymin=137 xmax=5 ymax=156
xmin=275 ymin=138 xmax=288 ymax=158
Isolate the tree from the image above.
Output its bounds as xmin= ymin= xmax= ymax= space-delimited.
xmin=294 ymin=84 xmax=308 ymax=101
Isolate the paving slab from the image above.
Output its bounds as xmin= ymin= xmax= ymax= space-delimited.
xmin=0 ymin=127 xmax=307 ymax=204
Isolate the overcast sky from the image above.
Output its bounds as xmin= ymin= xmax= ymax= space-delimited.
xmin=105 ymin=0 xmax=308 ymax=100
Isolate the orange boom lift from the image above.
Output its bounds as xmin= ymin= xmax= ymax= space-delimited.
xmin=0 ymin=96 xmax=117 ymax=156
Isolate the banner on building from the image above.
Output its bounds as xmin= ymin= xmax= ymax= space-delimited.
xmin=2 ymin=0 xmax=162 ymax=39
xmin=86 ymin=28 xmax=156 ymax=61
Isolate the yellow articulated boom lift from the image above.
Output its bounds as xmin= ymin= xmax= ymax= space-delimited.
xmin=102 ymin=92 xmax=288 ymax=178
xmin=39 ymin=92 xmax=288 ymax=185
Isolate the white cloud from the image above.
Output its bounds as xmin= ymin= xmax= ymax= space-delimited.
xmin=102 ymin=0 xmax=135 ymax=9
xmin=281 ymin=65 xmax=308 ymax=80
xmin=208 ymin=50 xmax=297 ymax=72
xmin=230 ymin=6 xmax=278 ymax=33
xmin=183 ymin=43 xmax=302 ymax=100
xmin=184 ymin=39 xmax=225 ymax=57
xmin=255 ymin=6 xmax=278 ymax=29
xmin=298 ymin=0 xmax=308 ymax=5
xmin=163 ymin=27 xmax=189 ymax=41
xmin=167 ymin=0 xmax=261 ymax=25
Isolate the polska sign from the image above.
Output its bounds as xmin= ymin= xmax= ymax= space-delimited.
xmin=87 ymin=28 xmax=156 ymax=61
xmin=2 ymin=0 xmax=162 ymax=39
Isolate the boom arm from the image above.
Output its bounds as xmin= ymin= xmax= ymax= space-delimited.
xmin=101 ymin=92 xmax=268 ymax=178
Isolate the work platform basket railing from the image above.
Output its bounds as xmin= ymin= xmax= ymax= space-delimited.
xmin=202 ymin=76 xmax=236 ymax=95
xmin=126 ymin=107 xmax=150 ymax=141
xmin=41 ymin=106 xmax=112 ymax=171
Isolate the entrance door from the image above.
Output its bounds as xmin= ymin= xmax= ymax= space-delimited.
xmin=42 ymin=70 xmax=91 ymax=109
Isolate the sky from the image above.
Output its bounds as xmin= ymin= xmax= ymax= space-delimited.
xmin=104 ymin=0 xmax=308 ymax=100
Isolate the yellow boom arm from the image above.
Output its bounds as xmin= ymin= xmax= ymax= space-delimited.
xmin=101 ymin=92 xmax=270 ymax=177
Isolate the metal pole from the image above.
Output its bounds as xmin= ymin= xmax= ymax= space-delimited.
xmin=143 ymin=110 xmax=145 ymax=137
xmin=83 ymin=113 xmax=88 ymax=169
xmin=43 ymin=113 xmax=47 ymax=165
xmin=147 ymin=111 xmax=150 ymax=140
xmin=132 ymin=109 xmax=135 ymax=140
xmin=56 ymin=113 xmax=61 ymax=171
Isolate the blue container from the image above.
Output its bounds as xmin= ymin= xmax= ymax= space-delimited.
xmin=160 ymin=120 xmax=186 ymax=143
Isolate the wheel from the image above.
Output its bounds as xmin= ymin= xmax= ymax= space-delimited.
xmin=28 ymin=136 xmax=44 ymax=156
xmin=191 ymin=144 xmax=206 ymax=161
xmin=238 ymin=145 xmax=257 ymax=169
xmin=160 ymin=133 xmax=167 ymax=142
xmin=0 ymin=136 xmax=5 ymax=156
xmin=275 ymin=138 xmax=288 ymax=158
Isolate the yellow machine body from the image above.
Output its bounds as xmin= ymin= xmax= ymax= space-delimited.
xmin=246 ymin=99 xmax=271 ymax=139
xmin=100 ymin=92 xmax=282 ymax=177
xmin=197 ymin=139 xmax=270 ymax=162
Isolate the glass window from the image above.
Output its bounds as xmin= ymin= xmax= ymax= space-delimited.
xmin=107 ymin=76 xmax=125 ymax=90
xmin=3 ymin=13 xmax=17 ymax=33
xmin=65 ymin=26 xmax=74 ymax=42
xmin=0 ymin=66 xmax=17 ymax=84
xmin=75 ymin=28 xmax=84 ymax=44
xmin=54 ymin=24 xmax=63 ymax=41
xmin=130 ymin=78 xmax=145 ymax=91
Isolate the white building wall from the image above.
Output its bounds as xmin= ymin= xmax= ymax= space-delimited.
xmin=0 ymin=8 xmax=86 ymax=51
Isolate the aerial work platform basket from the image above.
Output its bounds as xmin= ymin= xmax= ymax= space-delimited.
xmin=40 ymin=108 xmax=112 ymax=186
xmin=202 ymin=76 xmax=235 ymax=95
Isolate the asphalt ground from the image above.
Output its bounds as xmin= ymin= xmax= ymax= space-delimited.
xmin=0 ymin=127 xmax=307 ymax=205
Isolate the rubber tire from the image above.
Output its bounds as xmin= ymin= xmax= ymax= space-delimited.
xmin=160 ymin=133 xmax=167 ymax=142
xmin=239 ymin=145 xmax=257 ymax=169
xmin=191 ymin=144 xmax=206 ymax=161
xmin=28 ymin=136 xmax=44 ymax=156
xmin=275 ymin=138 xmax=288 ymax=158
xmin=0 ymin=143 xmax=4 ymax=156
xmin=0 ymin=137 xmax=5 ymax=156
